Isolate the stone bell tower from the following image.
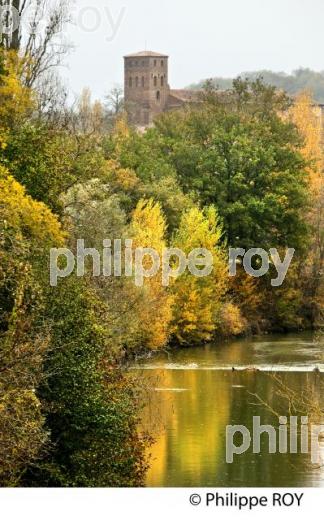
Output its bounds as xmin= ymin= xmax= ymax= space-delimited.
xmin=124 ymin=51 xmax=169 ymax=126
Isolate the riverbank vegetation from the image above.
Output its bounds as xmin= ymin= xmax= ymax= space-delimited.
xmin=1 ymin=9 xmax=323 ymax=486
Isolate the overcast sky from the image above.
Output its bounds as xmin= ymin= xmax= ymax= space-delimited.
xmin=61 ymin=0 xmax=324 ymax=101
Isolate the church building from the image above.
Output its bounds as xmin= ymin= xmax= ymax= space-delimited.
xmin=124 ymin=50 xmax=199 ymax=127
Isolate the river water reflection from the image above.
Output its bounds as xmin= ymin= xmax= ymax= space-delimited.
xmin=132 ymin=332 xmax=324 ymax=487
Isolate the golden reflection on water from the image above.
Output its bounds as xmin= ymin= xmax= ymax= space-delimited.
xmin=137 ymin=333 xmax=324 ymax=487
xmin=143 ymin=369 xmax=231 ymax=486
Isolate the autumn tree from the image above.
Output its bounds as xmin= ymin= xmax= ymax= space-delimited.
xmin=0 ymin=171 xmax=65 ymax=486
xmin=288 ymin=92 xmax=324 ymax=326
xmin=0 ymin=49 xmax=34 ymax=129
xmin=130 ymin=199 xmax=173 ymax=349
xmin=0 ymin=55 xmax=152 ymax=486
xmin=171 ymin=206 xmax=228 ymax=345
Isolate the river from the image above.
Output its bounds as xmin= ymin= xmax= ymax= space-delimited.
xmin=132 ymin=332 xmax=324 ymax=487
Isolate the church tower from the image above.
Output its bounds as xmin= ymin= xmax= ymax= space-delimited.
xmin=124 ymin=51 xmax=169 ymax=126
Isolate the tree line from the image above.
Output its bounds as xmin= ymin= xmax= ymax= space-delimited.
xmin=188 ymin=68 xmax=324 ymax=104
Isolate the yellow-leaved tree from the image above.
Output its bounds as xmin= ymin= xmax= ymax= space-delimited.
xmin=171 ymin=206 xmax=228 ymax=345
xmin=290 ymin=91 xmax=322 ymax=193
xmin=0 ymin=170 xmax=65 ymax=485
xmin=130 ymin=199 xmax=173 ymax=349
xmin=289 ymin=91 xmax=324 ymax=326
xmin=0 ymin=50 xmax=34 ymax=130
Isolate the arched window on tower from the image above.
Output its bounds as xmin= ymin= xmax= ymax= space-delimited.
xmin=154 ymin=76 xmax=157 ymax=87
xmin=156 ymin=91 xmax=160 ymax=102
xmin=161 ymin=60 xmax=164 ymax=67
xmin=135 ymin=77 xmax=139 ymax=87
xmin=129 ymin=77 xmax=132 ymax=88
xmin=142 ymin=76 xmax=145 ymax=87
xmin=161 ymin=76 xmax=164 ymax=87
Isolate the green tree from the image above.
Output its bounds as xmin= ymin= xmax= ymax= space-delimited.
xmin=155 ymin=79 xmax=310 ymax=253
xmin=25 ymin=277 xmax=150 ymax=487
xmin=104 ymin=123 xmax=192 ymax=232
